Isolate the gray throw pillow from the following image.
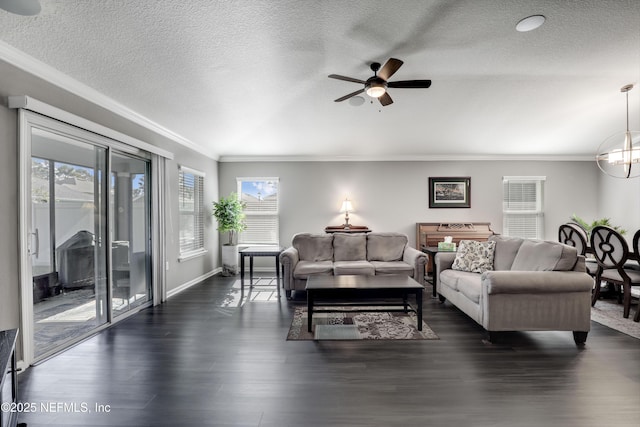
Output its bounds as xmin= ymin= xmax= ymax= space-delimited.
xmin=452 ymin=240 xmax=496 ymax=274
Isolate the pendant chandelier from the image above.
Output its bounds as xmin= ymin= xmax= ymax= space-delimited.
xmin=596 ymin=84 xmax=640 ymax=179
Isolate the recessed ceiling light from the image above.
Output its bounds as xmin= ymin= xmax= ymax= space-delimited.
xmin=349 ymin=96 xmax=365 ymax=106
xmin=0 ymin=0 xmax=41 ymax=16
xmin=516 ymin=15 xmax=546 ymax=32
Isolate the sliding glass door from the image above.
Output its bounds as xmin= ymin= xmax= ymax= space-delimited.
xmin=31 ymin=129 xmax=109 ymax=358
xmin=25 ymin=115 xmax=153 ymax=361
xmin=111 ymin=153 xmax=152 ymax=316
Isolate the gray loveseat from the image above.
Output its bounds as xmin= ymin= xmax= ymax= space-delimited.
xmin=280 ymin=232 xmax=427 ymax=299
xmin=435 ymin=235 xmax=594 ymax=344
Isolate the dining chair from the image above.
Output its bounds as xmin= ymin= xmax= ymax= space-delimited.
xmin=558 ymin=223 xmax=597 ymax=276
xmin=629 ymin=229 xmax=640 ymax=271
xmin=590 ymin=226 xmax=640 ymax=321
xmin=634 ymin=229 xmax=640 ymax=321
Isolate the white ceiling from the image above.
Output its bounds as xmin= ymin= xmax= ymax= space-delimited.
xmin=1 ymin=0 xmax=639 ymax=161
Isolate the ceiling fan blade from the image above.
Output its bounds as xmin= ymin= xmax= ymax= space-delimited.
xmin=328 ymin=74 xmax=366 ymax=84
xmin=387 ymin=80 xmax=432 ymax=88
xmin=378 ymin=58 xmax=403 ymax=81
xmin=334 ymin=88 xmax=365 ymax=102
xmin=379 ymin=92 xmax=393 ymax=106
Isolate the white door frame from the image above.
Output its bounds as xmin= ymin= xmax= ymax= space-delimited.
xmin=15 ymin=105 xmax=170 ymax=368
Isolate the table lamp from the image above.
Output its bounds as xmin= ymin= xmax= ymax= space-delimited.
xmin=340 ymin=199 xmax=353 ymax=229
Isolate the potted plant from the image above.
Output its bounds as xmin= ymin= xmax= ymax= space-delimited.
xmin=212 ymin=192 xmax=246 ymax=276
xmin=570 ymin=214 xmax=626 ymax=238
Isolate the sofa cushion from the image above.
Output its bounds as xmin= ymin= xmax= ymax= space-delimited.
xmin=452 ymin=240 xmax=496 ymax=274
xmin=510 ymin=240 xmax=578 ymax=271
xmin=489 ymin=235 xmax=524 ymax=271
xmin=370 ymin=261 xmax=414 ymax=276
xmin=439 ymin=269 xmax=481 ymax=292
xmin=457 ymin=274 xmax=482 ymax=303
xmin=293 ymin=233 xmax=334 ymax=262
xmin=333 ymin=261 xmax=375 ymax=276
xmin=333 ymin=233 xmax=367 ymax=261
xmin=366 ymin=233 xmax=407 ymax=261
xmin=293 ymin=260 xmax=334 ymax=279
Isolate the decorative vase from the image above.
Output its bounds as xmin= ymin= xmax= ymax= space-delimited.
xmin=221 ymin=244 xmax=239 ymax=276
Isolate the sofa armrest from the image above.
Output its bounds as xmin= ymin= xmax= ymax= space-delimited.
xmin=435 ymin=252 xmax=457 ymax=272
xmin=403 ymin=246 xmax=427 ymax=285
xmin=434 ymin=252 xmax=457 ymax=294
xmin=482 ymin=271 xmax=594 ymax=295
xmin=279 ymin=247 xmax=299 ymax=291
xmin=573 ymin=255 xmax=586 ymax=272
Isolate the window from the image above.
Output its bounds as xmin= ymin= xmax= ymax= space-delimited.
xmin=502 ymin=176 xmax=545 ymax=239
xmin=237 ymin=177 xmax=279 ymax=245
xmin=178 ymin=166 xmax=205 ymax=258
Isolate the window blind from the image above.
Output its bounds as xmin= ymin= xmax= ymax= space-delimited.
xmin=179 ymin=167 xmax=205 ymax=255
xmin=502 ymin=176 xmax=545 ymax=239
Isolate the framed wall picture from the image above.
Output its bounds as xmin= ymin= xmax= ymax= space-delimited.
xmin=428 ymin=177 xmax=471 ymax=208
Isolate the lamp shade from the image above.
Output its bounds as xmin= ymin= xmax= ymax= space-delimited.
xmin=340 ymin=199 xmax=353 ymax=213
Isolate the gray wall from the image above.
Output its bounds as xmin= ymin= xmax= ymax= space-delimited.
xmin=219 ymin=160 xmax=601 ymax=248
xmin=2 ymin=57 xmax=638 ymax=334
xmin=0 ymin=60 xmax=220 ymax=332
xmin=598 ymin=173 xmax=640 ymax=245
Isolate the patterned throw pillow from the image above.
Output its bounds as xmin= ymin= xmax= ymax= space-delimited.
xmin=451 ymin=240 xmax=496 ymax=273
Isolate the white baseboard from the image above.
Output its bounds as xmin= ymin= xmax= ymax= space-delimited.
xmin=167 ymin=268 xmax=221 ymax=299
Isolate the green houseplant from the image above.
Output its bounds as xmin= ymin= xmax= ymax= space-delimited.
xmin=212 ymin=193 xmax=246 ymax=275
xmin=570 ymin=214 xmax=626 ymax=237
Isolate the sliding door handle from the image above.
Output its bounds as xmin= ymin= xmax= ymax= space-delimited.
xmin=30 ymin=228 xmax=40 ymax=258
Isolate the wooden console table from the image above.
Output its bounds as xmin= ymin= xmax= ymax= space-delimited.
xmin=324 ymin=225 xmax=371 ymax=233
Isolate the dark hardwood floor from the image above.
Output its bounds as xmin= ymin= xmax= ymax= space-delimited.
xmin=17 ymin=275 xmax=640 ymax=427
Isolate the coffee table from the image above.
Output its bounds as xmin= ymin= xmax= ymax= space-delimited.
xmin=305 ymin=275 xmax=424 ymax=333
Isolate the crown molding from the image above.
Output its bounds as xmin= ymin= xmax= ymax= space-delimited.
xmin=0 ymin=40 xmax=216 ymax=160
xmin=218 ymin=154 xmax=595 ymax=163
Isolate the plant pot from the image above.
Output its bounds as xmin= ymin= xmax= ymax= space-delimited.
xmin=221 ymin=245 xmax=239 ymax=276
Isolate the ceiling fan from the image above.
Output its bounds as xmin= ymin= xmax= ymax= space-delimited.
xmin=328 ymin=58 xmax=431 ymax=106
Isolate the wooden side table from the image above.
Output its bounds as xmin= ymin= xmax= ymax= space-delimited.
xmin=240 ymin=246 xmax=283 ymax=298
xmin=421 ymin=246 xmax=456 ymax=297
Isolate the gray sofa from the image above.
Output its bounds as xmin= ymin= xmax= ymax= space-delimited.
xmin=280 ymin=232 xmax=427 ymax=299
xmin=435 ymin=235 xmax=594 ymax=344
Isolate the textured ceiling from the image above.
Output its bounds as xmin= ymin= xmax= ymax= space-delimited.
xmin=1 ymin=0 xmax=639 ymax=161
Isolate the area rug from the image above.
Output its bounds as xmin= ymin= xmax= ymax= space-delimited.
xmin=287 ymin=307 xmax=439 ymax=340
xmin=591 ymin=299 xmax=640 ymax=339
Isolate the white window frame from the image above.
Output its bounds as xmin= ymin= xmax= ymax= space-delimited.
xmin=502 ymin=176 xmax=546 ymax=240
xmin=237 ymin=177 xmax=279 ymax=245
xmin=178 ymin=166 xmax=206 ymax=260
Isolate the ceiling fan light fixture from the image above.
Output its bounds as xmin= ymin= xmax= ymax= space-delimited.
xmin=365 ymin=81 xmax=386 ymax=98
xmin=328 ymin=58 xmax=430 ymax=106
